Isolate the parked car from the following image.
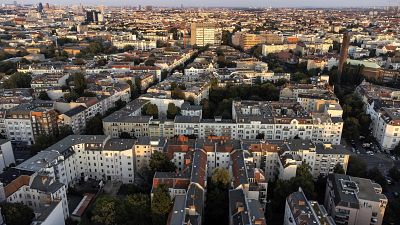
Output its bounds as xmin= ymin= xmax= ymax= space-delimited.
xmin=362 ymin=143 xmax=371 ymax=148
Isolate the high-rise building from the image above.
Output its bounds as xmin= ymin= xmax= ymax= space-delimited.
xmin=37 ymin=2 xmax=43 ymax=13
xmin=190 ymin=23 xmax=221 ymax=47
xmin=337 ymin=32 xmax=350 ymax=82
xmin=85 ymin=10 xmax=100 ymax=23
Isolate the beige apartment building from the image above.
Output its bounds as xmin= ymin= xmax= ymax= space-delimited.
xmin=190 ymin=23 xmax=220 ymax=47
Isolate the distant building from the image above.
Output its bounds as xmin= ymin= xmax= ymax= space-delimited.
xmin=190 ymin=23 xmax=221 ymax=47
xmin=85 ymin=10 xmax=101 ymax=23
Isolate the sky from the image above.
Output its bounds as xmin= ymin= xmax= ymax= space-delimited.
xmin=2 ymin=0 xmax=400 ymax=8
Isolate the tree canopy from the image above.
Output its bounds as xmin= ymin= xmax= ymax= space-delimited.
xmin=0 ymin=202 xmax=34 ymax=225
xmin=85 ymin=114 xmax=104 ymax=135
xmin=3 ymin=72 xmax=31 ymax=88
xmin=167 ymin=103 xmax=180 ymax=119
xmin=91 ymin=196 xmax=120 ymax=225
xmin=142 ymin=103 xmax=159 ymax=119
xmin=347 ymin=156 xmax=367 ymax=178
xmin=211 ymin=168 xmax=231 ymax=188
xmin=151 ymin=185 xmax=172 ymax=225
xmin=149 ymin=151 xmax=176 ymax=173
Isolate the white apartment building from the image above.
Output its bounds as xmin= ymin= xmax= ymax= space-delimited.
xmin=0 ymin=170 xmax=69 ymax=221
xmin=15 ymin=136 xmax=136 ymax=186
xmin=356 ymin=81 xmax=400 ymax=151
xmin=0 ymin=139 xmax=15 ymax=171
xmin=245 ymin=139 xmax=350 ymax=181
xmin=112 ymin=40 xmax=157 ymax=51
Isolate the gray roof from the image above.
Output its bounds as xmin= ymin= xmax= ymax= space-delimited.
xmin=16 ymin=150 xmax=63 ymax=172
xmin=63 ymin=105 xmax=87 ymax=117
xmin=30 ymin=175 xmax=65 ymax=193
xmin=185 ymin=183 xmax=204 ymax=225
xmin=328 ymin=174 xmax=386 ymax=209
xmin=174 ymin=115 xmax=201 ymax=123
xmin=229 ymin=189 xmax=250 ymax=225
xmin=169 ymin=195 xmax=187 ymax=225
xmin=103 ymin=139 xmax=136 ymax=151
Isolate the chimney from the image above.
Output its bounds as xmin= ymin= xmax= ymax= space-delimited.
xmin=338 ymin=31 xmax=350 ymax=83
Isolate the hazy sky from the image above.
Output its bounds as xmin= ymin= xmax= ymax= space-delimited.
xmin=3 ymin=0 xmax=400 ymax=7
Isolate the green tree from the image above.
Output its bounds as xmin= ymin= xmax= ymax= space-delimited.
xmin=142 ymin=103 xmax=159 ymax=118
xmin=367 ymin=167 xmax=386 ymax=188
xmin=73 ymin=73 xmax=87 ymax=95
xmin=38 ymin=91 xmax=51 ymax=100
xmin=211 ymin=168 xmax=230 ymax=188
xmin=343 ymin=117 xmax=360 ymax=140
xmin=149 ymin=151 xmax=176 ymax=173
xmin=85 ymin=114 xmax=104 ymax=135
xmin=31 ymin=134 xmax=55 ymax=154
xmin=151 ymin=185 xmax=172 ymax=225
xmin=333 ymin=163 xmax=345 ymax=174
xmin=0 ymin=61 xmax=17 ymax=75
xmin=63 ymin=91 xmax=80 ymax=102
xmin=122 ymin=194 xmax=151 ymax=225
xmin=171 ymin=87 xmax=185 ymax=99
xmin=3 ymin=72 xmax=32 ymax=88
xmin=58 ymin=124 xmax=73 ymax=138
xmin=347 ymin=156 xmax=367 ymax=178
xmin=292 ymin=162 xmax=314 ymax=197
xmin=126 ymin=80 xmax=139 ymax=100
xmin=167 ymin=103 xmax=180 ymax=119
xmin=388 ymin=166 xmax=400 ymax=182
xmin=0 ymin=202 xmax=34 ymax=225
xmin=91 ymin=196 xmax=121 ymax=225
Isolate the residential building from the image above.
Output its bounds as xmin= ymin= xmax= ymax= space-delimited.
xmin=324 ymin=174 xmax=388 ymax=225
xmin=284 ymin=187 xmax=335 ymax=225
xmin=190 ymin=23 xmax=221 ymax=47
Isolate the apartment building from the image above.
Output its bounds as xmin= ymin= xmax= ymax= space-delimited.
xmin=103 ymin=99 xmax=343 ymax=145
xmin=0 ymin=139 xmax=15 ymax=171
xmin=0 ymin=168 xmax=69 ymax=221
xmin=229 ymin=189 xmax=267 ymax=225
xmin=284 ymin=187 xmax=335 ymax=225
xmin=60 ymin=105 xmax=87 ymax=134
xmin=228 ymin=149 xmax=267 ymax=225
xmin=155 ymin=148 xmax=207 ymax=225
xmin=190 ymin=23 xmax=221 ymax=47
xmin=30 ymin=73 xmax=69 ymax=89
xmin=133 ymin=136 xmax=166 ymax=172
xmin=230 ymin=149 xmax=268 ymax=205
xmin=18 ymin=63 xmax=64 ymax=74
xmin=15 ymin=135 xmax=136 ymax=185
xmin=262 ymin=44 xmax=297 ymax=55
xmin=232 ymin=32 xmax=284 ymax=51
xmin=324 ymin=174 xmax=388 ymax=225
xmin=4 ymin=102 xmax=59 ymax=144
xmin=244 ymin=139 xmax=349 ymax=181
xmin=232 ymin=101 xmax=343 ymax=145
xmin=112 ymin=40 xmax=157 ymax=51
xmin=356 ymin=81 xmax=400 ymax=151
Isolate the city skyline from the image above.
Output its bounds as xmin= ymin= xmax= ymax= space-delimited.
xmin=2 ymin=0 xmax=400 ymax=8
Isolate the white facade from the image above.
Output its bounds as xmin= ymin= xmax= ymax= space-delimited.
xmin=0 ymin=140 xmax=15 ymax=171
